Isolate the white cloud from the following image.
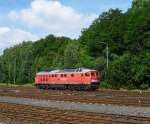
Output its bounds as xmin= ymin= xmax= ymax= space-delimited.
xmin=0 ymin=27 xmax=38 ymax=53
xmin=9 ymin=0 xmax=97 ymax=38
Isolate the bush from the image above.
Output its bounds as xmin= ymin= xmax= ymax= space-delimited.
xmin=140 ymin=83 xmax=149 ymax=90
xmin=100 ymin=81 xmax=112 ymax=89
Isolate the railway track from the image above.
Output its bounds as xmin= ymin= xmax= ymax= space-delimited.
xmin=0 ymin=86 xmax=150 ymax=107
xmin=0 ymin=102 xmax=150 ymax=124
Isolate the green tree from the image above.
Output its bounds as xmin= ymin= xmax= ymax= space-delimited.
xmin=64 ymin=41 xmax=80 ymax=67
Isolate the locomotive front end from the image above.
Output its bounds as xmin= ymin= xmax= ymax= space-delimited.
xmin=90 ymin=71 xmax=102 ymax=90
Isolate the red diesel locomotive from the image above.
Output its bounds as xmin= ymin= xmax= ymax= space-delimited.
xmin=35 ymin=68 xmax=101 ymax=90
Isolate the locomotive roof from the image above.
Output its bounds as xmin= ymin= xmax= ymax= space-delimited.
xmin=36 ymin=68 xmax=96 ymax=75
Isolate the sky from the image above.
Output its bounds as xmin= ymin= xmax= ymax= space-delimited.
xmin=0 ymin=0 xmax=132 ymax=53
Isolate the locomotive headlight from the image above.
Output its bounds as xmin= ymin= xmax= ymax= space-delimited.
xmin=91 ymin=80 xmax=99 ymax=82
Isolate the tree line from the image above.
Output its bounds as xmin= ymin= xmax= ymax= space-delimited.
xmin=0 ymin=0 xmax=150 ymax=89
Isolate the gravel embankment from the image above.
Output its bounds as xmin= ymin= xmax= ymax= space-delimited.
xmin=0 ymin=96 xmax=150 ymax=118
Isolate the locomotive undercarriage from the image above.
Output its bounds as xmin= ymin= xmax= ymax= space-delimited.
xmin=35 ymin=82 xmax=100 ymax=91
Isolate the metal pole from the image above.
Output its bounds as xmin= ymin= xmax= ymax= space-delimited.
xmin=14 ymin=58 xmax=16 ymax=85
xmin=106 ymin=44 xmax=109 ymax=70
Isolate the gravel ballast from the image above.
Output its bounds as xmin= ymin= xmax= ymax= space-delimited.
xmin=0 ymin=96 xmax=150 ymax=118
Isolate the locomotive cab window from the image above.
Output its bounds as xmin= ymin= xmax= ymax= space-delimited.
xmin=91 ymin=72 xmax=95 ymax=76
xmin=96 ymin=72 xmax=98 ymax=76
xmin=85 ymin=73 xmax=89 ymax=76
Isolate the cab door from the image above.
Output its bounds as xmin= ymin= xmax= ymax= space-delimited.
xmin=83 ymin=72 xmax=90 ymax=84
xmin=81 ymin=73 xmax=84 ymax=84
